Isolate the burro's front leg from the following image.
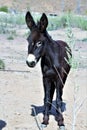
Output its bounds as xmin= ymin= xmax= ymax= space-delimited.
xmin=42 ymin=77 xmax=51 ymax=126
xmin=56 ymin=80 xmax=65 ymax=130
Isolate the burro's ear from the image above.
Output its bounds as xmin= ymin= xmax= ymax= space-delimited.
xmin=39 ymin=13 xmax=48 ymax=32
xmin=25 ymin=11 xmax=36 ymax=30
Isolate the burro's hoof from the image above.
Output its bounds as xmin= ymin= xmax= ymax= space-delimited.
xmin=58 ymin=126 xmax=65 ymax=130
xmin=41 ymin=123 xmax=47 ymax=128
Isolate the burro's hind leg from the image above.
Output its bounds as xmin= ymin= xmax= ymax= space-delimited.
xmin=56 ymin=110 xmax=65 ymax=130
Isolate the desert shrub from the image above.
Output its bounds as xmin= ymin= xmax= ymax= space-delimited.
xmin=47 ymin=16 xmax=61 ymax=30
xmin=82 ymin=38 xmax=87 ymax=42
xmin=0 ymin=6 xmax=8 ymax=13
xmin=0 ymin=59 xmax=5 ymax=69
xmin=7 ymin=35 xmax=14 ymax=40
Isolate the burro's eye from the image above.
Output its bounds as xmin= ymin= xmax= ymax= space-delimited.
xmin=36 ymin=41 xmax=42 ymax=47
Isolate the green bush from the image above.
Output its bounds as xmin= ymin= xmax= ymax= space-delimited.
xmin=82 ymin=38 xmax=87 ymax=42
xmin=0 ymin=59 xmax=5 ymax=70
xmin=7 ymin=35 xmax=14 ymax=40
xmin=0 ymin=6 xmax=8 ymax=13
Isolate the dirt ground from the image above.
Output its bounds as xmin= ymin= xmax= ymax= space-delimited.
xmin=0 ymin=28 xmax=87 ymax=130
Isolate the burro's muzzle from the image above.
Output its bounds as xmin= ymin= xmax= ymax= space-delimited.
xmin=26 ymin=54 xmax=37 ymax=67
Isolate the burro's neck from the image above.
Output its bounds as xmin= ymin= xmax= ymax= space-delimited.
xmin=42 ymin=39 xmax=57 ymax=68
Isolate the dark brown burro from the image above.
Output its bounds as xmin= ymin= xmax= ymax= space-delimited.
xmin=25 ymin=11 xmax=72 ymax=130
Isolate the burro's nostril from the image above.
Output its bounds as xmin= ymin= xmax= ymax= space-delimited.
xmin=26 ymin=60 xmax=29 ymax=66
xmin=30 ymin=61 xmax=36 ymax=66
xmin=26 ymin=60 xmax=36 ymax=67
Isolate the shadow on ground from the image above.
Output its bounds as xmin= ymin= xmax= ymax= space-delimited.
xmin=31 ymin=101 xmax=66 ymax=116
xmin=0 ymin=120 xmax=6 ymax=130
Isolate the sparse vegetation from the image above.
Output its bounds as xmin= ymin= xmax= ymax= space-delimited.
xmin=0 ymin=11 xmax=87 ymax=34
xmin=0 ymin=59 xmax=5 ymax=70
xmin=7 ymin=35 xmax=14 ymax=40
xmin=82 ymin=38 xmax=87 ymax=42
xmin=0 ymin=12 xmax=25 ymax=34
xmin=47 ymin=12 xmax=87 ymax=30
xmin=0 ymin=6 xmax=8 ymax=13
xmin=7 ymin=30 xmax=17 ymax=40
xmin=65 ymin=13 xmax=87 ymax=130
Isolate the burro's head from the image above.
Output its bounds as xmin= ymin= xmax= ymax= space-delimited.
xmin=25 ymin=11 xmax=48 ymax=67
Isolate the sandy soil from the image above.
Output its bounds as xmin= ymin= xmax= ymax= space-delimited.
xmin=0 ymin=28 xmax=87 ymax=130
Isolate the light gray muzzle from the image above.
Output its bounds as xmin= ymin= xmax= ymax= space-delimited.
xmin=26 ymin=54 xmax=37 ymax=67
